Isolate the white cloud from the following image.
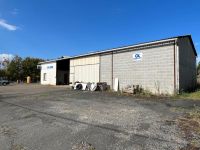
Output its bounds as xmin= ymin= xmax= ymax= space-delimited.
xmin=0 ymin=19 xmax=18 ymax=31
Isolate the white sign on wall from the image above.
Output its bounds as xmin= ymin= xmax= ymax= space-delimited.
xmin=133 ymin=52 xmax=143 ymax=61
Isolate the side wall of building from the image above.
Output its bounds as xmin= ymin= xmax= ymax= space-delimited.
xmin=40 ymin=62 xmax=57 ymax=85
xmin=100 ymin=54 xmax=113 ymax=88
xmin=178 ymin=37 xmax=196 ymax=91
xmin=70 ymin=55 xmax=100 ymax=84
xmin=100 ymin=44 xmax=175 ymax=94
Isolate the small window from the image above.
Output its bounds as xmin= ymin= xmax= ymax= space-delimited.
xmin=43 ymin=73 xmax=47 ymax=81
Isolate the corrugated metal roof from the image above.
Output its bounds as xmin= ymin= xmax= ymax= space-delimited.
xmin=39 ymin=35 xmax=197 ymax=64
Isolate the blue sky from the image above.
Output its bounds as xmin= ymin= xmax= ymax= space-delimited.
xmin=0 ymin=0 xmax=200 ymax=61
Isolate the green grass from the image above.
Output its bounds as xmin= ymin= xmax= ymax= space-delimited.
xmin=176 ymin=90 xmax=200 ymax=100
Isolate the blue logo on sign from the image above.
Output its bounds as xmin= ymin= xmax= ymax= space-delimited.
xmin=133 ymin=53 xmax=143 ymax=61
xmin=135 ymin=54 xmax=141 ymax=59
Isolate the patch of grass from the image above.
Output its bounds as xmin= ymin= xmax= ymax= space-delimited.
xmin=176 ymin=90 xmax=200 ymax=100
xmin=120 ymin=89 xmax=168 ymax=99
xmin=170 ymin=107 xmax=188 ymax=113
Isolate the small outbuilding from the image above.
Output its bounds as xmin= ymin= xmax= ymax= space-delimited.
xmin=39 ymin=35 xmax=197 ymax=94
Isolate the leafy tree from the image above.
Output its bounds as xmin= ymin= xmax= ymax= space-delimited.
xmin=6 ymin=55 xmax=23 ymax=81
xmin=5 ymin=55 xmax=43 ymax=82
xmin=0 ymin=69 xmax=6 ymax=78
xmin=22 ymin=57 xmax=43 ymax=82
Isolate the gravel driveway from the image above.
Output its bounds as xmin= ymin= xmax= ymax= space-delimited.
xmin=0 ymin=84 xmax=199 ymax=150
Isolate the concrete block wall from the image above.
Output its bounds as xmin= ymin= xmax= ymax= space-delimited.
xmin=178 ymin=37 xmax=196 ymax=91
xmin=100 ymin=44 xmax=175 ymax=94
xmin=100 ymin=54 xmax=113 ymax=88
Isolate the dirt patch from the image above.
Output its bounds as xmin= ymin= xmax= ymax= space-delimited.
xmin=72 ymin=141 xmax=95 ymax=150
xmin=11 ymin=144 xmax=26 ymax=150
xmin=164 ymin=120 xmax=176 ymax=126
xmin=179 ymin=144 xmax=200 ymax=150
xmin=0 ymin=125 xmax=16 ymax=136
xmin=178 ymin=117 xmax=200 ymax=139
xmin=177 ymin=107 xmax=200 ymax=149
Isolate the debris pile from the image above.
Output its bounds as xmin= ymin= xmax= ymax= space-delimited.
xmin=122 ymin=85 xmax=143 ymax=94
xmin=73 ymin=82 xmax=108 ymax=91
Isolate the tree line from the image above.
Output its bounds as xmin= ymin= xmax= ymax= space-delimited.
xmin=0 ymin=55 xmax=43 ymax=82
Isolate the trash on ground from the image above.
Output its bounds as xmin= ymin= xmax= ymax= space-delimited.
xmin=90 ymin=83 xmax=97 ymax=91
xmin=122 ymin=84 xmax=143 ymax=94
xmin=72 ymin=82 xmax=108 ymax=92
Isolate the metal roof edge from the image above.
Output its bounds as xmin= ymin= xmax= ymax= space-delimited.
xmin=70 ymin=37 xmax=178 ymax=59
xmin=38 ymin=57 xmax=71 ymax=64
xmin=39 ymin=34 xmax=196 ymax=64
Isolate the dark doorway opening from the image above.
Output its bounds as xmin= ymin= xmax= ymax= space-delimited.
xmin=56 ymin=59 xmax=70 ymax=85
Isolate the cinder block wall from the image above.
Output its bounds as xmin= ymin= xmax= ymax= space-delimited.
xmin=100 ymin=44 xmax=175 ymax=94
xmin=100 ymin=54 xmax=113 ymax=88
xmin=178 ymin=38 xmax=196 ymax=91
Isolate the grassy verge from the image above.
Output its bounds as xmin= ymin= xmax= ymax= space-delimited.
xmin=176 ymin=90 xmax=200 ymax=100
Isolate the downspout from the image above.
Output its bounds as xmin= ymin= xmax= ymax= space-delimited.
xmin=111 ymin=52 xmax=113 ymax=89
xmin=174 ymin=39 xmax=179 ymax=94
xmin=176 ymin=41 xmax=179 ymax=93
xmin=56 ymin=61 xmax=58 ymax=85
xmin=99 ymin=55 xmax=101 ymax=82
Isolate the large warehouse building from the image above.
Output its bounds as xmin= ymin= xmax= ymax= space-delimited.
xmin=39 ymin=35 xmax=197 ymax=94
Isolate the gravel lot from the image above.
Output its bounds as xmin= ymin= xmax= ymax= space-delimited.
xmin=0 ymin=84 xmax=199 ymax=150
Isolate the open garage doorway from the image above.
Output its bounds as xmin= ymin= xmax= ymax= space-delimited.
xmin=56 ymin=59 xmax=70 ymax=85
